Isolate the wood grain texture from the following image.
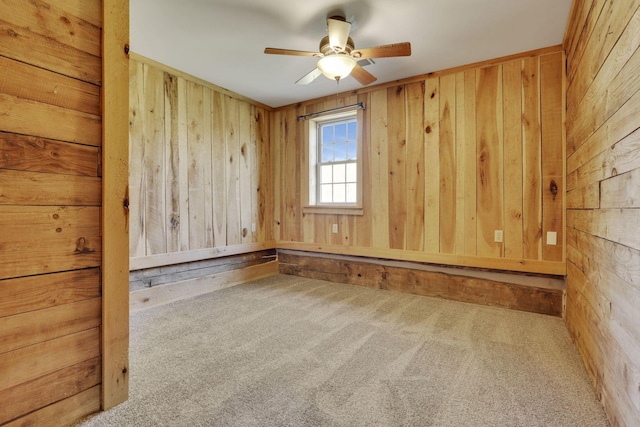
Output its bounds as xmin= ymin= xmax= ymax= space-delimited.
xmin=387 ymin=86 xmax=407 ymax=249
xmin=564 ymin=1 xmax=640 ymax=425
xmin=540 ymin=52 xmax=564 ymax=262
xmin=439 ymin=74 xmax=456 ymax=254
xmin=272 ymin=48 xmax=564 ymax=274
xmin=0 ymin=132 xmax=99 ymax=177
xmin=0 ymin=268 xmax=100 ymax=318
xmin=475 ymin=65 xmax=504 ymax=257
xmin=0 ymin=360 xmax=100 ymax=425
xmin=101 ymin=0 xmax=130 ymax=409
xmin=279 ymin=252 xmax=563 ymax=316
xmin=502 ymin=60 xmax=524 ymax=259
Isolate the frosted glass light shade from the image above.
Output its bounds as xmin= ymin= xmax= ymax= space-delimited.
xmin=317 ymin=54 xmax=356 ymax=80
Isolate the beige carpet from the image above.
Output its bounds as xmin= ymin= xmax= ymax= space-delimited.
xmin=78 ymin=274 xmax=609 ymax=426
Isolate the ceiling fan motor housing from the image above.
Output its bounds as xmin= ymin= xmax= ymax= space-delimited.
xmin=319 ymin=36 xmax=355 ymax=55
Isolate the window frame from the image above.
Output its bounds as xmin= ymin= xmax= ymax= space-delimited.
xmin=303 ymin=107 xmax=364 ymax=216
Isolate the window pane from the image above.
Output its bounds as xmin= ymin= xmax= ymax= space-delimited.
xmin=347 ymin=141 xmax=357 ymax=160
xmin=321 ymin=143 xmax=333 ymax=162
xmin=335 ymin=123 xmax=347 ymax=141
xmin=348 ymin=121 xmax=357 ymax=140
xmin=320 ymin=165 xmax=332 ymax=183
xmin=333 ymin=183 xmax=346 ymax=203
xmin=321 ymin=184 xmax=333 ymax=203
xmin=333 ymin=142 xmax=347 ymax=161
xmin=322 ymin=125 xmax=333 ymax=143
xmin=346 ymin=163 xmax=357 ymax=182
xmin=346 ymin=183 xmax=357 ymax=203
xmin=333 ymin=164 xmax=346 ymax=183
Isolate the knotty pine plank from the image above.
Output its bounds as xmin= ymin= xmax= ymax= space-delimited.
xmin=475 ymin=65 xmax=504 ymax=257
xmin=0 ymin=235 xmax=101 ymax=280
xmin=522 ymin=57 xmax=542 ymax=260
xmin=143 ymin=63 xmax=166 ymax=256
xmin=423 ymin=77 xmax=440 ymax=253
xmin=187 ymin=80 xmax=206 ymax=250
xmin=600 ymin=167 xmax=640 ymax=208
xmin=4 ymin=386 xmax=101 ymax=427
xmin=249 ymin=106 xmax=260 ymax=243
xmin=0 ymin=328 xmax=99 ymax=392
xmin=453 ymin=73 xmax=466 ymax=255
xmin=0 ymin=55 xmax=100 ymax=116
xmin=439 ymin=74 xmax=456 ymax=254
xmin=0 ymin=359 xmax=100 ymax=425
xmin=0 ymin=93 xmax=101 ymax=147
xmin=177 ymin=76 xmax=190 ymax=251
xmin=463 ymin=70 xmax=477 ymax=256
xmin=164 ymin=72 xmax=181 ymax=254
xmin=405 ymin=81 xmax=425 ymax=252
xmin=502 ymin=60 xmax=524 ymax=259
xmin=239 ymin=101 xmax=253 ymax=244
xmin=53 ymin=0 xmax=102 ymax=27
xmin=0 ymin=169 xmax=101 ymax=206
xmin=568 ymin=208 xmax=640 ymax=251
xmin=0 ymin=268 xmax=100 ymax=318
xmin=0 ymin=298 xmax=100 ymax=354
xmin=0 ymin=18 xmax=100 ymax=85
xmin=1 ymin=0 xmax=101 ymax=57
xmin=567 ymin=127 xmax=640 ymax=191
xmin=540 ymin=52 xmax=564 ymax=262
xmin=0 ymin=132 xmax=99 ymax=177
xmin=353 ymin=92 xmax=372 ymax=248
xmin=202 ymin=86 xmax=214 ymax=248
xmin=256 ymin=107 xmax=271 ymax=242
xmin=225 ymin=95 xmax=242 ymax=245
xmin=211 ymin=90 xmax=227 ymax=247
xmin=567 ymin=8 xmax=640 ymax=152
xmin=0 ymin=206 xmax=99 ymax=242
xmin=370 ymin=88 xmax=390 ymax=248
xmin=387 ymin=85 xmax=407 ymax=250
xmin=567 ymin=0 xmax=640 ymax=124
xmin=565 ymin=0 xmax=607 ymax=89
xmin=129 ymin=59 xmax=146 ymax=258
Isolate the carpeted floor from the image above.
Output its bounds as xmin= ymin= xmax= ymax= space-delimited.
xmin=78 ymin=274 xmax=609 ymax=426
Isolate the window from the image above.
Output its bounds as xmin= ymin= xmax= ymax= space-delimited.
xmin=305 ymin=108 xmax=363 ymax=215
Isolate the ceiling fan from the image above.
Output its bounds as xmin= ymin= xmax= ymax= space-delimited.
xmin=264 ymin=16 xmax=411 ymax=86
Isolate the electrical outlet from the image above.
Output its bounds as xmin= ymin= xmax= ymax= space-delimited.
xmin=251 ymin=223 xmax=256 ymax=233
xmin=494 ymin=230 xmax=503 ymax=243
xmin=332 ymin=223 xmax=338 ymax=234
xmin=547 ymin=231 xmax=557 ymax=245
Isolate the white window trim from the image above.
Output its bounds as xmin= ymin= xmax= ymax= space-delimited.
xmin=303 ymin=108 xmax=364 ymax=216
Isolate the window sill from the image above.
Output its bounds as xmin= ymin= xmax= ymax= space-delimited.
xmin=303 ymin=205 xmax=364 ymax=216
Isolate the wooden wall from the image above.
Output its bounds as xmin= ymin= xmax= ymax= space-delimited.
xmin=0 ymin=0 xmax=105 ymax=424
xmin=564 ymin=1 xmax=640 ymax=426
xmin=274 ymin=47 xmax=566 ymax=275
xmin=129 ymin=55 xmax=274 ymax=269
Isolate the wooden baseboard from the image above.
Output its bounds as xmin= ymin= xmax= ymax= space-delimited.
xmin=279 ymin=252 xmax=563 ymax=316
xmin=130 ymin=261 xmax=278 ymax=313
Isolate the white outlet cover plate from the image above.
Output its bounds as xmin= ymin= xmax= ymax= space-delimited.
xmin=547 ymin=231 xmax=557 ymax=245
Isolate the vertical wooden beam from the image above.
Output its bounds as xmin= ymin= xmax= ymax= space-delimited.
xmin=102 ymin=0 xmax=129 ymax=410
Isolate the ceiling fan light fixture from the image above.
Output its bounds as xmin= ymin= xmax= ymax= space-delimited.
xmin=317 ymin=54 xmax=356 ymax=80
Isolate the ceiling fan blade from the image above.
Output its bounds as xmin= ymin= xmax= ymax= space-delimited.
xmin=296 ymin=67 xmax=323 ymax=85
xmin=350 ymin=64 xmax=377 ymax=85
xmin=352 ymin=42 xmax=411 ymax=59
xmin=328 ymin=17 xmax=351 ymax=52
xmin=264 ymin=48 xmax=322 ymax=57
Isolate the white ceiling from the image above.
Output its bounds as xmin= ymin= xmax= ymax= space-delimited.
xmin=130 ymin=0 xmax=572 ymax=108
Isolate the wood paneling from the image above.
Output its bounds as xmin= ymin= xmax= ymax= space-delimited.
xmin=273 ymin=48 xmax=565 ymax=275
xmin=129 ymin=55 xmax=273 ymax=265
xmin=0 ymin=0 xmax=121 ymax=423
xmin=564 ymin=1 xmax=640 ymax=426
